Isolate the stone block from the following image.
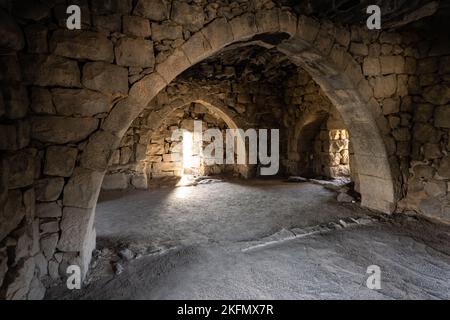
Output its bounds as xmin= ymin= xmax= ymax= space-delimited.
xmin=31 ymin=88 xmax=55 ymax=115
xmin=50 ymin=30 xmax=114 ymax=62
xmin=115 ymin=38 xmax=155 ymax=68
xmin=21 ymin=54 xmax=81 ymax=88
xmin=102 ymin=173 xmax=129 ymax=190
xmin=36 ymin=202 xmax=62 ymax=218
xmin=82 ymin=62 xmax=129 ymax=95
xmin=123 ymin=15 xmax=151 ymax=38
xmin=171 ymin=1 xmax=205 ymax=31
xmin=63 ymin=168 xmax=104 ymax=209
xmin=57 ymin=207 xmax=95 ymax=252
xmin=153 ymin=22 xmax=182 ymax=42
xmin=44 ymin=146 xmax=78 ymax=178
xmin=200 ymin=18 xmax=234 ymax=52
xmin=35 ymin=178 xmax=65 ymax=202
xmin=51 ymin=89 xmax=113 ymax=117
xmin=31 ymin=116 xmax=98 ymax=144
xmin=134 ymin=0 xmax=169 ymax=21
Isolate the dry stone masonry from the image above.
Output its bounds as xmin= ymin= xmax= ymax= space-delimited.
xmin=0 ymin=0 xmax=449 ymax=299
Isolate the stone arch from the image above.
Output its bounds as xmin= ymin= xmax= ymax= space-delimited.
xmin=60 ymin=11 xmax=398 ymax=276
xmin=143 ymin=94 xmax=248 ymax=136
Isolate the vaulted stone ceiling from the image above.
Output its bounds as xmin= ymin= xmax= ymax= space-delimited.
xmin=180 ymin=45 xmax=297 ymax=84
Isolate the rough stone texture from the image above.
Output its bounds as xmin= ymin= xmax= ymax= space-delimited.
xmin=171 ymin=1 xmax=205 ymax=31
xmin=151 ymin=22 xmax=183 ymax=42
xmin=50 ymin=30 xmax=114 ymax=62
xmin=57 ymin=207 xmax=95 ymax=252
xmin=21 ymin=55 xmax=81 ymax=87
xmin=51 ymin=89 xmax=113 ymax=117
xmin=1 ymin=0 xmax=450 ymax=300
xmin=40 ymin=233 xmax=59 ymax=260
xmin=31 ymin=116 xmax=98 ymax=144
xmin=7 ymin=149 xmax=36 ymax=189
xmin=134 ymin=0 xmax=169 ymax=21
xmin=35 ymin=178 xmax=65 ymax=202
xmin=3 ymin=257 xmax=35 ymax=300
xmin=102 ymin=173 xmax=129 ymax=190
xmin=36 ymin=202 xmax=62 ymax=218
xmin=115 ymin=38 xmax=155 ymax=68
xmin=44 ymin=146 xmax=78 ymax=177
xmin=82 ymin=62 xmax=129 ymax=95
xmin=63 ymin=168 xmax=104 ymax=209
xmin=31 ymin=88 xmax=54 ymax=115
xmin=123 ymin=16 xmax=152 ymax=38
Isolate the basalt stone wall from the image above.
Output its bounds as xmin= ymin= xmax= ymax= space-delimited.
xmin=0 ymin=0 xmax=449 ymax=300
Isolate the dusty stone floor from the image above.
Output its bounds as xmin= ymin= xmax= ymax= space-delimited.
xmin=45 ymin=180 xmax=450 ymax=300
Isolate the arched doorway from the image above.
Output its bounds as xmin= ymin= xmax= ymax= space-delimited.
xmin=58 ymin=13 xmax=397 ymax=278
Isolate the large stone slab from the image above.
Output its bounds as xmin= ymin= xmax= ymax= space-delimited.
xmin=79 ymin=130 xmax=121 ymax=171
xmin=156 ymin=49 xmax=191 ymax=83
xmin=63 ymin=167 xmax=104 ymax=209
xmin=123 ymin=15 xmax=152 ymax=38
xmin=229 ymin=13 xmax=258 ymax=41
xmin=181 ymin=31 xmax=212 ymax=65
xmin=50 ymin=30 xmax=114 ymax=62
xmin=21 ymin=55 xmax=81 ymax=87
xmin=129 ymin=72 xmax=167 ymax=106
xmin=51 ymin=88 xmax=113 ymax=117
xmin=200 ymin=18 xmax=234 ymax=52
xmin=82 ymin=62 xmax=129 ymax=95
xmin=115 ymin=38 xmax=155 ymax=68
xmin=57 ymin=207 xmax=95 ymax=252
xmin=31 ymin=116 xmax=98 ymax=144
xmin=31 ymin=88 xmax=55 ymax=115
xmin=36 ymin=202 xmax=62 ymax=218
xmin=151 ymin=22 xmax=183 ymax=41
xmin=134 ymin=0 xmax=169 ymax=21
xmin=171 ymin=1 xmax=205 ymax=31
xmin=102 ymin=173 xmax=129 ymax=190
xmin=44 ymin=146 xmax=78 ymax=177
xmin=35 ymin=178 xmax=65 ymax=202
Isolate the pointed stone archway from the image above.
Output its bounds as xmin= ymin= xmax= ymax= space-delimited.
xmin=58 ymin=11 xmax=398 ymax=277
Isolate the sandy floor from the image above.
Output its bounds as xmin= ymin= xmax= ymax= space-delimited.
xmin=94 ymin=180 xmax=365 ymax=249
xmin=45 ymin=180 xmax=450 ymax=300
